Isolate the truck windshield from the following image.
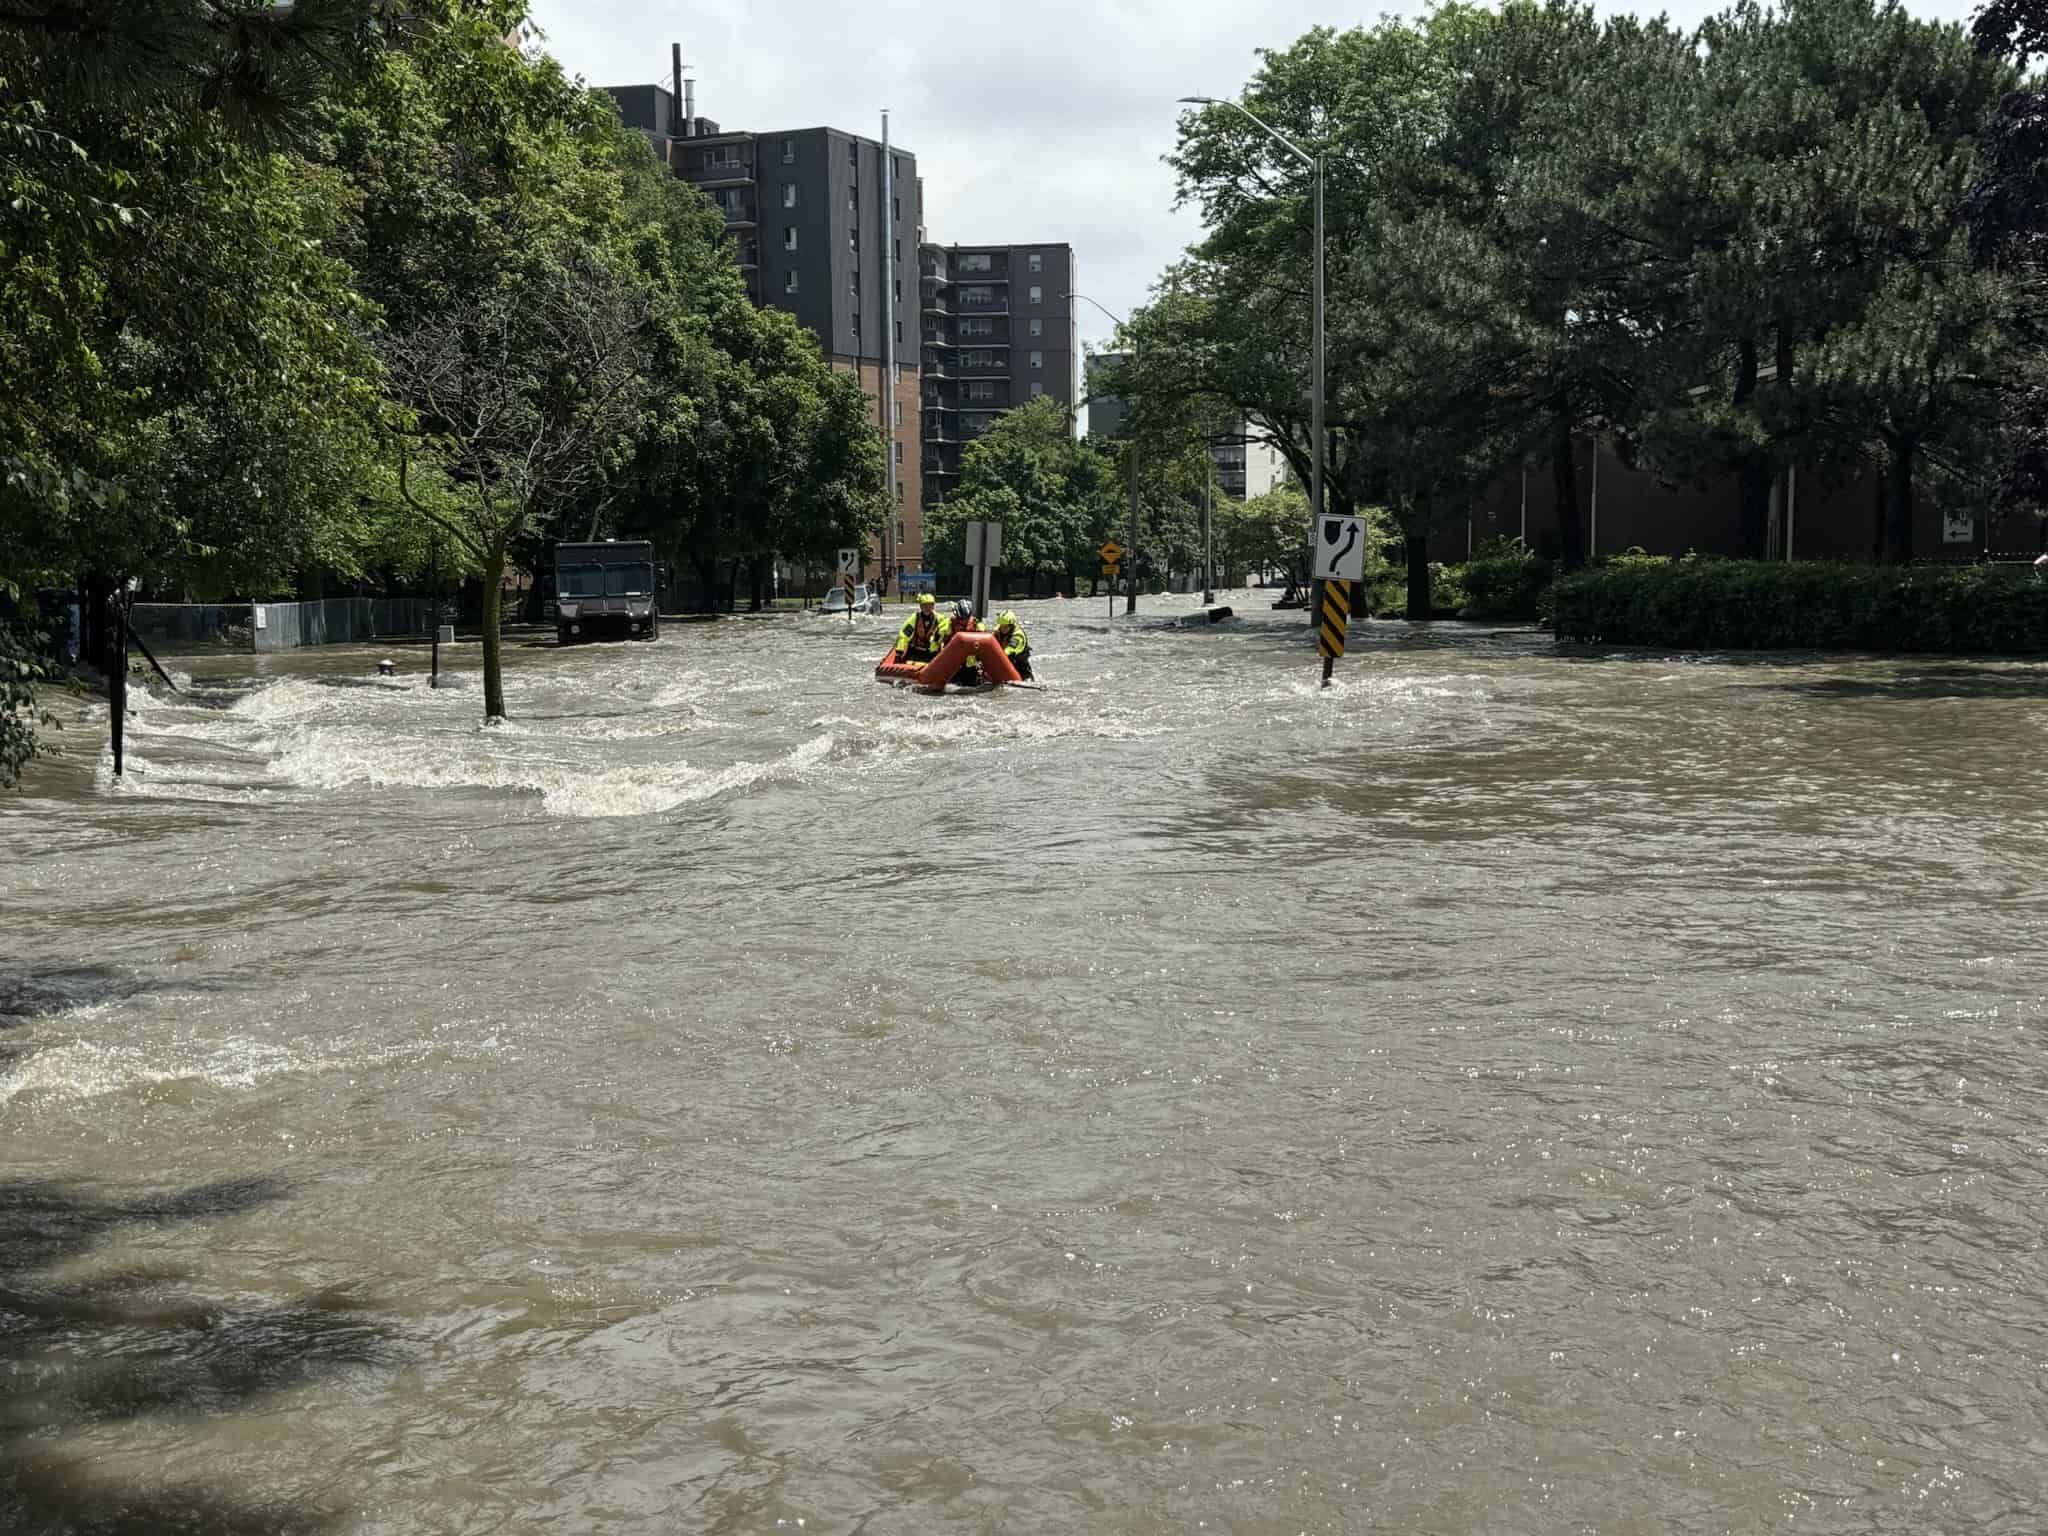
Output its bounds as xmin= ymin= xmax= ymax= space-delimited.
xmin=605 ymin=563 xmax=655 ymax=596
xmin=558 ymin=564 xmax=605 ymax=597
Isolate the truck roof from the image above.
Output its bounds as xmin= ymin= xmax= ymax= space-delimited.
xmin=554 ymin=540 xmax=654 ymax=559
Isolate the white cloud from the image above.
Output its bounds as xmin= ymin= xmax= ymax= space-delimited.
xmin=527 ymin=0 xmax=1987 ymax=350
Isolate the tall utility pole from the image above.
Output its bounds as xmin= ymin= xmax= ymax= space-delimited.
xmin=1068 ymin=291 xmax=1139 ymax=614
xmin=879 ymin=111 xmax=896 ymax=591
xmin=1181 ymin=96 xmax=1324 ymax=605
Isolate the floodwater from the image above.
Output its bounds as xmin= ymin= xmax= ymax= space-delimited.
xmin=5 ymin=595 xmax=2048 ymax=1534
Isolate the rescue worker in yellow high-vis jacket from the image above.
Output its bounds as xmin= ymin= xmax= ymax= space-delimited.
xmin=992 ymin=610 xmax=1032 ymax=681
xmin=891 ymin=592 xmax=942 ymax=665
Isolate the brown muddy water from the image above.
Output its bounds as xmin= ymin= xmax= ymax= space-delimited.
xmin=4 ymin=594 xmax=2048 ymax=1534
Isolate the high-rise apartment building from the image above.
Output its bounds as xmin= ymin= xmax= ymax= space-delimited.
xmin=919 ymin=243 xmax=1077 ymax=514
xmin=1211 ymin=420 xmax=1288 ymax=501
xmin=606 ymin=83 xmax=923 ymax=581
xmin=1086 ymin=357 xmax=1287 ymax=502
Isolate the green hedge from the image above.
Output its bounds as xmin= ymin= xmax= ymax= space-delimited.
xmin=1460 ymin=541 xmax=1553 ymax=620
xmin=1551 ymin=556 xmax=2048 ymax=652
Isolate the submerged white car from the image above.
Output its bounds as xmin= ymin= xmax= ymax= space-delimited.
xmin=817 ymin=583 xmax=884 ymax=616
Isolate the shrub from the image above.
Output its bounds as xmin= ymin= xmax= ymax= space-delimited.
xmin=1551 ymin=559 xmax=2048 ymax=653
xmin=1460 ymin=539 xmax=1553 ymax=619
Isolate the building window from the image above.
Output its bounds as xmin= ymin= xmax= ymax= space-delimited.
xmin=893 ymin=400 xmax=903 ymax=427
xmin=1029 ymin=350 xmax=1043 ymax=369
xmin=1030 ymin=382 xmax=1043 ymax=397
xmin=849 ymin=269 xmax=859 ymax=294
xmin=782 ymin=182 xmax=797 ymax=208
xmin=849 ymin=189 xmax=858 ymax=211
xmin=785 ymin=270 xmax=799 ymax=293
xmin=959 ymin=285 xmax=993 ymax=305
xmin=849 ymin=230 xmax=858 ymax=253
xmin=961 ymin=317 xmax=992 ymax=337
xmin=893 ymin=441 xmax=904 ymax=464
xmin=967 ymin=381 xmax=995 ymax=400
xmin=893 ymin=154 xmax=903 ymax=179
xmin=893 ymin=196 xmax=901 ymax=222
xmin=895 ymin=481 xmax=905 ymax=501
xmin=784 ymin=226 xmax=797 ymax=250
xmin=896 ymin=517 xmax=906 ymax=544
xmin=963 ymin=350 xmax=996 ymax=369
xmin=894 ymin=278 xmax=902 ymax=303
xmin=1029 ymin=253 xmax=1043 ymax=272
xmin=895 ymin=319 xmax=903 ymax=343
xmin=959 ymin=252 xmax=991 ymax=272
xmin=1029 ymin=318 xmax=1042 ymax=337
xmin=1028 ymin=285 xmax=1042 ymax=305
xmin=782 ymin=137 xmax=796 ymax=163
xmin=848 ymin=142 xmax=858 ymax=166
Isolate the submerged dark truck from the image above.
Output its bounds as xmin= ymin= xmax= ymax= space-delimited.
xmin=553 ymin=540 xmax=659 ymax=644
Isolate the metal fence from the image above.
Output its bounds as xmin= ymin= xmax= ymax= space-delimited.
xmin=251 ymin=598 xmax=434 ymax=652
xmin=131 ymin=598 xmax=433 ymax=653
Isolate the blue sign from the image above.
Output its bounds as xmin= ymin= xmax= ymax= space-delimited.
xmin=898 ymin=571 xmax=936 ymax=594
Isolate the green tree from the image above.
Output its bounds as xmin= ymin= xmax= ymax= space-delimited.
xmin=385 ymin=252 xmax=649 ymax=720
xmin=928 ymin=398 xmax=1117 ymax=593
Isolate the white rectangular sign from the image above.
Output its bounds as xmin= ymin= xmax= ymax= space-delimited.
xmin=1312 ymin=515 xmax=1366 ymax=581
xmin=1942 ymin=513 xmax=1975 ymax=545
xmin=965 ymin=520 xmax=1004 ymax=568
xmin=836 ymin=547 xmax=860 ymax=578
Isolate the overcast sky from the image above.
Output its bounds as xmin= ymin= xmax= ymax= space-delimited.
xmin=527 ymin=0 xmax=1985 ymax=351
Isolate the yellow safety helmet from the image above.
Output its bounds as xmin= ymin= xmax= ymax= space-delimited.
xmin=997 ymin=610 xmax=1019 ymax=628
xmin=918 ymin=592 xmax=937 ymax=606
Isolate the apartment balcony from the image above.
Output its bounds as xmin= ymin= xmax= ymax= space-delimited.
xmin=954 ymin=293 xmax=1007 ymax=313
xmin=952 ymin=257 xmax=1010 ymax=280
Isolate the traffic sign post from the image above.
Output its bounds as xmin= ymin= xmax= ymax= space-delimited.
xmin=1310 ymin=515 xmax=1365 ymax=684
xmin=1316 ymin=578 xmax=1351 ymax=686
xmin=1099 ymin=542 xmax=1125 ymax=620
xmin=966 ymin=520 xmax=1003 ymax=619
xmin=837 ymin=547 xmax=859 ymax=623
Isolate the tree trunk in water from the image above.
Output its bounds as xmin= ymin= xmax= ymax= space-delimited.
xmin=480 ymin=547 xmax=507 ymax=721
xmin=748 ymin=557 xmax=766 ymax=612
xmin=1552 ymin=416 xmax=1586 ymax=571
xmin=1882 ymin=437 xmax=1916 ymax=566
xmin=725 ymin=560 xmax=742 ymax=613
xmin=1405 ymin=534 xmax=1431 ymax=620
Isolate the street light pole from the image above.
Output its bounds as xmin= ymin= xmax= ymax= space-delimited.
xmin=1069 ymin=291 xmax=1140 ymax=615
xmin=1180 ymin=96 xmax=1324 ymax=596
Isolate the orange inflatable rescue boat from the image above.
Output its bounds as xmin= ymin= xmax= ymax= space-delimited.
xmin=875 ymin=630 xmax=1023 ymax=691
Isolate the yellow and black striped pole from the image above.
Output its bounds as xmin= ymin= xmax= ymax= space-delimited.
xmin=1316 ymin=578 xmax=1350 ymax=686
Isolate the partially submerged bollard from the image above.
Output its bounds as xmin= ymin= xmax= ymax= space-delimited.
xmin=1176 ymin=605 xmax=1234 ymax=628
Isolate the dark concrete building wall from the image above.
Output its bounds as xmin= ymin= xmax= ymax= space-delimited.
xmin=1467 ymin=439 xmax=2026 ymax=565
xmin=919 ymin=241 xmax=1077 ymax=510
